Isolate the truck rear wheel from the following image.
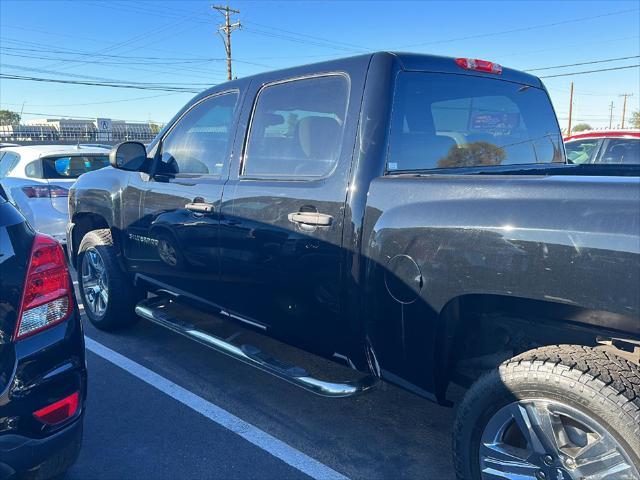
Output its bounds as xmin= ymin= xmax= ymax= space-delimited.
xmin=453 ymin=345 xmax=640 ymax=480
xmin=77 ymin=228 xmax=141 ymax=330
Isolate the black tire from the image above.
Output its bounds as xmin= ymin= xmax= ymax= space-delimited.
xmin=22 ymin=422 xmax=82 ymax=480
xmin=77 ymin=229 xmax=142 ymax=330
xmin=453 ymin=345 xmax=640 ymax=479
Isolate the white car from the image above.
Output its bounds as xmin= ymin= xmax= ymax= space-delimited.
xmin=0 ymin=145 xmax=110 ymax=243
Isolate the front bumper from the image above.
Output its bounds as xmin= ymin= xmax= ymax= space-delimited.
xmin=0 ymin=416 xmax=83 ymax=479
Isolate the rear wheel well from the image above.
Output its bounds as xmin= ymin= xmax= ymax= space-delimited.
xmin=70 ymin=213 xmax=110 ymax=267
xmin=438 ymin=294 xmax=640 ymax=393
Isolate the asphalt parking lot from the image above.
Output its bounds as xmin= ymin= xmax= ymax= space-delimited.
xmin=63 ymin=283 xmax=458 ymax=480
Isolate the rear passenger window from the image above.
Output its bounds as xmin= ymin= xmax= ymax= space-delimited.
xmin=387 ymin=72 xmax=564 ymax=171
xmin=242 ymin=75 xmax=349 ymax=179
xmin=25 ymin=160 xmax=43 ymax=178
xmin=161 ymin=91 xmax=238 ymax=176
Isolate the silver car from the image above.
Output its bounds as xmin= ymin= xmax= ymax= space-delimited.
xmin=0 ymin=145 xmax=110 ymax=244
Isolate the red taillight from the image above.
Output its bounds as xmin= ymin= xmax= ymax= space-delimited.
xmin=33 ymin=391 xmax=79 ymax=425
xmin=49 ymin=186 xmax=69 ymax=198
xmin=455 ymin=58 xmax=502 ymax=74
xmin=13 ymin=234 xmax=73 ymax=340
xmin=22 ymin=185 xmax=51 ymax=198
xmin=21 ymin=185 xmax=69 ymax=198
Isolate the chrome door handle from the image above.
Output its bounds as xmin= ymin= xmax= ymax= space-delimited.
xmin=185 ymin=202 xmax=214 ymax=213
xmin=287 ymin=211 xmax=333 ymax=226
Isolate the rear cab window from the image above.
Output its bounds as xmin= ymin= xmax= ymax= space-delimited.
xmin=42 ymin=155 xmax=110 ymax=179
xmin=387 ymin=72 xmax=564 ymax=172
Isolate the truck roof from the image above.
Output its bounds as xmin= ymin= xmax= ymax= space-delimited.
xmin=207 ymin=51 xmax=545 ymax=93
xmin=388 ymin=52 xmax=544 ymax=88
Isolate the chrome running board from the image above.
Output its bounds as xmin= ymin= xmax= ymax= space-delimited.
xmin=135 ymin=297 xmax=377 ymax=398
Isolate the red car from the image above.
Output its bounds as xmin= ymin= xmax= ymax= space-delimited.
xmin=564 ymin=129 xmax=640 ymax=164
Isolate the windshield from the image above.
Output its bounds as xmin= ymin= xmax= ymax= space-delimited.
xmin=387 ymin=72 xmax=564 ymax=171
xmin=596 ymin=138 xmax=639 ymax=164
xmin=565 ymin=138 xmax=600 ymax=164
xmin=43 ymin=155 xmax=110 ymax=179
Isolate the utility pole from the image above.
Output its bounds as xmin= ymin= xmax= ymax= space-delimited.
xmin=619 ymin=93 xmax=633 ymax=129
xmin=212 ymin=5 xmax=241 ymax=81
xmin=567 ymin=82 xmax=574 ymax=136
xmin=608 ymin=101 xmax=615 ymax=129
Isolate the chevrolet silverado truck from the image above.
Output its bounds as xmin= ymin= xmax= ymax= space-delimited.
xmin=67 ymin=52 xmax=640 ymax=480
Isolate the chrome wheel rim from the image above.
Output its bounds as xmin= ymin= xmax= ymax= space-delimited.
xmin=81 ymin=247 xmax=109 ymax=317
xmin=480 ymin=399 xmax=639 ymax=480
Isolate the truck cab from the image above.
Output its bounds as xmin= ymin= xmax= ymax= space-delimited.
xmin=68 ymin=52 xmax=640 ymax=480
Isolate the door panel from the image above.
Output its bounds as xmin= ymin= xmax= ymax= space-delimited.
xmin=218 ymin=67 xmax=367 ymax=353
xmin=125 ymin=89 xmax=242 ymax=306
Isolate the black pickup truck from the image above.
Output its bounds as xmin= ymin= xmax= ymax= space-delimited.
xmin=68 ymin=52 xmax=640 ymax=479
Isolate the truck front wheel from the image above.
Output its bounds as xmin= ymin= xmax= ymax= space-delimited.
xmin=77 ymin=228 xmax=142 ymax=330
xmin=453 ymin=345 xmax=640 ymax=480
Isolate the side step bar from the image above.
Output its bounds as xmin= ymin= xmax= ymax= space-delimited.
xmin=135 ymin=297 xmax=378 ymax=398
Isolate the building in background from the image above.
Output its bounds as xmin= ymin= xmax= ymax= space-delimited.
xmin=0 ymin=117 xmax=161 ymax=144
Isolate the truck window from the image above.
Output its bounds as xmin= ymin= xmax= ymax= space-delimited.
xmin=387 ymin=72 xmax=564 ymax=171
xmin=565 ymin=139 xmax=600 ymax=164
xmin=596 ymin=138 xmax=639 ymax=164
xmin=242 ymin=74 xmax=349 ymax=179
xmin=161 ymin=91 xmax=239 ymax=176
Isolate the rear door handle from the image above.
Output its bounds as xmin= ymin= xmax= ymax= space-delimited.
xmin=287 ymin=211 xmax=333 ymax=226
xmin=186 ymin=202 xmax=214 ymax=213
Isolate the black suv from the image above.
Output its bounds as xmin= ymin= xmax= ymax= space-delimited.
xmin=0 ymin=186 xmax=86 ymax=479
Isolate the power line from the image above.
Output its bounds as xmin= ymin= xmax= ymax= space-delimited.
xmin=0 ymin=38 xmax=233 ymax=82
xmin=241 ymin=20 xmax=367 ymax=52
xmin=497 ymin=35 xmax=640 ymax=60
xmin=0 ymin=43 xmax=273 ymax=68
xmin=0 ymin=92 xmax=187 ymax=108
xmin=0 ymin=45 xmax=196 ymax=61
xmin=525 ymin=55 xmax=640 ymax=72
xmin=392 ymin=8 xmax=638 ymax=48
xmin=539 ymin=64 xmax=640 ymax=78
xmin=0 ymin=74 xmax=203 ymax=93
xmin=0 ymin=64 xmax=211 ymax=86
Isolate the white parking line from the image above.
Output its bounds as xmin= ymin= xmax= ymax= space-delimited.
xmin=84 ymin=336 xmax=349 ymax=480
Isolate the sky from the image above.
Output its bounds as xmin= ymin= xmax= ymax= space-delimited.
xmin=0 ymin=0 xmax=639 ymax=129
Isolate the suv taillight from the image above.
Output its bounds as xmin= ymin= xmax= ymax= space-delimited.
xmin=13 ymin=234 xmax=73 ymax=340
xmin=21 ymin=185 xmax=69 ymax=198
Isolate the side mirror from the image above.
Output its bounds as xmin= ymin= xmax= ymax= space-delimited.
xmin=109 ymin=141 xmax=149 ymax=172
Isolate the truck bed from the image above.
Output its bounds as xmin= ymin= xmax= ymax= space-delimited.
xmin=363 ymin=172 xmax=640 ymax=334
